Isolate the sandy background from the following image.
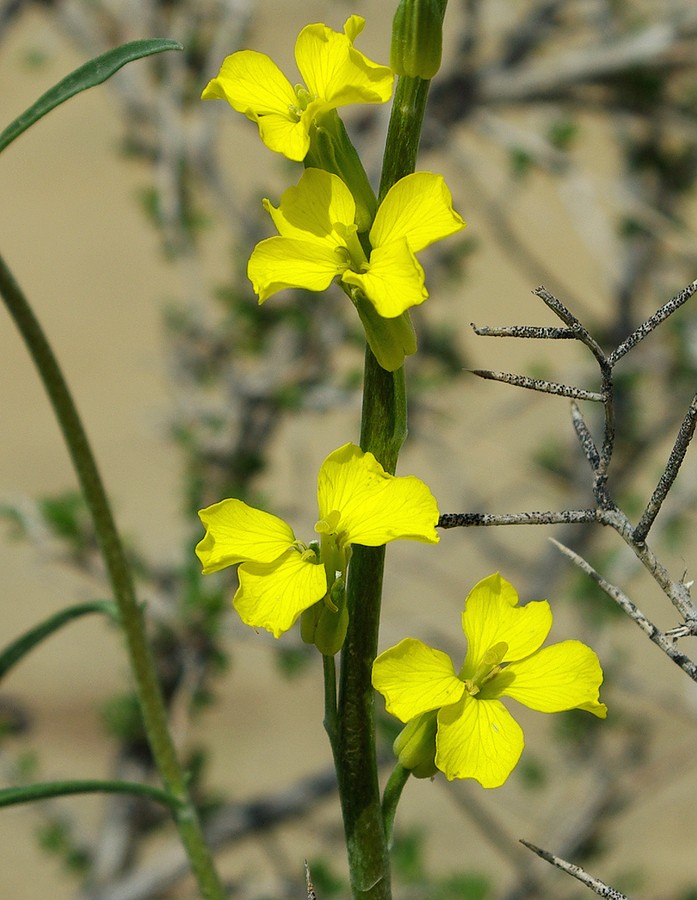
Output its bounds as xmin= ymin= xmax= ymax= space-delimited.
xmin=2 ymin=2 xmax=697 ymax=897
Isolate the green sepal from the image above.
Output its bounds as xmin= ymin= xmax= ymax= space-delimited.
xmin=306 ymin=109 xmax=377 ymax=233
xmin=352 ymin=292 xmax=417 ymax=372
xmin=300 ymin=579 xmax=349 ymax=656
xmin=300 ymin=600 xmax=321 ymax=645
xmin=393 ymin=710 xmax=438 ymax=778
xmin=391 ymin=0 xmax=444 ymax=80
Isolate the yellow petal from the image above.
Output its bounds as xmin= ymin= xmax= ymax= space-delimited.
xmin=500 ymin=640 xmax=608 ymax=718
xmin=372 ymin=638 xmax=465 ymax=721
xmin=256 ymin=114 xmax=313 ymax=161
xmin=342 ymin=238 xmax=428 ymax=318
xmin=201 ymin=51 xmax=296 ymax=115
xmin=196 ymin=499 xmax=295 ymax=573
xmin=201 ymin=50 xmax=311 ymax=160
xmin=263 ymin=168 xmax=355 ymax=247
xmin=370 ymin=172 xmax=465 ymax=254
xmin=460 ymin=573 xmax=552 ymax=677
xmin=343 ymin=14 xmax=366 ymax=42
xmin=233 ymin=550 xmax=327 ymax=638
xmin=316 ymin=443 xmax=439 ymax=546
xmin=436 ymin=696 xmax=524 ymax=787
xmin=248 ymin=236 xmax=346 ymax=302
xmin=295 ymin=18 xmax=394 ymax=109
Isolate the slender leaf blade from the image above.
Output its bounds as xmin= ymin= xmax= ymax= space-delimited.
xmin=0 ymin=39 xmax=183 ymax=155
xmin=0 ymin=600 xmax=118 ymax=682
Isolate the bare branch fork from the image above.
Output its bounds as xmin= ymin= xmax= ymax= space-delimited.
xmin=443 ymin=280 xmax=697 ymax=652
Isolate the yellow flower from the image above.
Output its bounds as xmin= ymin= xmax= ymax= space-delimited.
xmin=196 ymin=443 xmax=439 ymax=639
xmin=201 ymin=16 xmax=394 ymax=161
xmin=247 ymin=167 xmax=465 ymax=369
xmin=372 ymin=573 xmax=607 ymax=787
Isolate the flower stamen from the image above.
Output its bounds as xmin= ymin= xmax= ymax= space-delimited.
xmin=293 ymin=85 xmax=313 ymax=110
xmin=463 ymin=679 xmax=480 ymax=698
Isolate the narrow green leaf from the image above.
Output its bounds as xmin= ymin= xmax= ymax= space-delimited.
xmin=0 ymin=39 xmax=183 ymax=155
xmin=0 ymin=779 xmax=183 ymax=812
xmin=0 ymin=600 xmax=119 ymax=682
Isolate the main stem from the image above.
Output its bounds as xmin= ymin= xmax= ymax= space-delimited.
xmin=0 ymin=253 xmax=225 ymax=899
xmin=337 ymin=352 xmax=407 ymax=898
xmin=335 ymin=67 xmax=435 ymax=899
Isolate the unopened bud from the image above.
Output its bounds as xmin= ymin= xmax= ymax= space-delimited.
xmin=393 ymin=711 xmax=438 ymax=778
xmin=391 ymin=0 xmax=444 ymax=80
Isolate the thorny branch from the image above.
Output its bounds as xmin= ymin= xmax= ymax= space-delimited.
xmin=469 ymin=368 xmax=605 ymax=403
xmin=441 ymin=282 xmax=697 ymax=669
xmin=520 ymin=840 xmax=629 ymax=900
xmin=633 ymin=393 xmax=697 ymax=543
xmin=550 ymin=539 xmax=697 ymax=681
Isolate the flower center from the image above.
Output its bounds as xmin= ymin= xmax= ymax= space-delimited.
xmin=292 ymin=540 xmax=319 ymax=563
xmin=291 ymin=84 xmax=315 ymax=117
xmin=313 ymin=520 xmax=350 ymax=596
xmin=462 ymin=641 xmax=508 ymax=697
xmin=333 ymin=223 xmax=369 ymax=273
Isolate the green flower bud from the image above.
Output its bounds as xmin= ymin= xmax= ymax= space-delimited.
xmin=393 ymin=710 xmax=438 ymax=778
xmin=391 ymin=0 xmax=444 ymax=80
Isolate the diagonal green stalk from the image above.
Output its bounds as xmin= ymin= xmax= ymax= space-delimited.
xmin=0 ymin=779 xmax=183 ymax=811
xmin=0 ymin=252 xmax=225 ymax=899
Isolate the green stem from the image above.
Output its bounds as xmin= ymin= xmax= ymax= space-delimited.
xmin=335 ymin=63 xmax=438 ymax=899
xmin=323 ymin=653 xmax=338 ymax=746
xmin=0 ymin=779 xmax=183 ymax=812
xmin=0 ymin=600 xmax=118 ymax=682
xmin=337 ymin=538 xmax=390 ymax=899
xmin=359 ymin=350 xmax=409 ymax=471
xmin=378 ymin=76 xmax=433 ymax=202
xmin=335 ymin=355 xmax=408 ymax=900
xmin=381 ymin=763 xmax=411 ymax=848
xmin=0 ymin=252 xmax=225 ymax=899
